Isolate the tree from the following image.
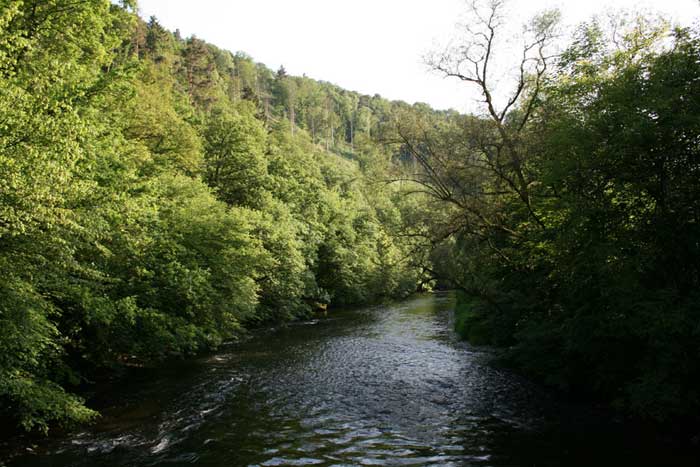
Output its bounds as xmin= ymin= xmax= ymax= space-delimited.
xmin=274 ymin=66 xmax=298 ymax=134
xmin=144 ymin=16 xmax=171 ymax=61
xmin=202 ymin=106 xmax=269 ymax=208
xmin=424 ymin=0 xmax=560 ymax=229
xmin=181 ymin=36 xmax=218 ymax=107
xmin=126 ymin=63 xmax=204 ymax=176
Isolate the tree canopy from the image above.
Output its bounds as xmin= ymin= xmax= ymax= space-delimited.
xmin=0 ymin=0 xmax=430 ymax=434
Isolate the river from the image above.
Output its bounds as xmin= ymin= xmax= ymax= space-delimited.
xmin=5 ymin=293 xmax=695 ymax=466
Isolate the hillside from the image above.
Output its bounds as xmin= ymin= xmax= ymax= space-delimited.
xmin=0 ymin=1 xmax=440 ymax=433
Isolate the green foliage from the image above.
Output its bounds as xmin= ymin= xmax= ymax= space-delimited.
xmin=453 ymin=292 xmax=492 ymax=346
xmin=202 ymin=105 xmax=268 ymax=208
xmin=407 ymin=16 xmax=700 ymax=424
xmin=0 ymin=1 xmax=425 ymax=434
xmin=0 ymin=0 xmax=133 ymax=434
xmin=126 ymin=63 xmax=204 ymax=176
xmin=0 ymin=274 xmax=98 ymax=434
xmin=518 ymin=23 xmax=700 ymax=419
xmin=10 ymin=0 xmax=696 ymax=434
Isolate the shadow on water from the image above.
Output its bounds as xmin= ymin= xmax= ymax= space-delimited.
xmin=4 ymin=292 xmax=698 ymax=466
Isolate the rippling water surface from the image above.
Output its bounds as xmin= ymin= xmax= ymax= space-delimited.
xmin=6 ymin=293 xmax=695 ymax=466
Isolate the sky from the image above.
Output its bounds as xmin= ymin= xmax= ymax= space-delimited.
xmin=137 ymin=0 xmax=700 ymax=113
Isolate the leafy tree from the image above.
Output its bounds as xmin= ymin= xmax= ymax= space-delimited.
xmin=202 ymin=105 xmax=269 ymax=208
xmin=126 ymin=63 xmax=204 ymax=176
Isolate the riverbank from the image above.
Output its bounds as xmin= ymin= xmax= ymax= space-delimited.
xmin=452 ymin=291 xmax=700 ymax=450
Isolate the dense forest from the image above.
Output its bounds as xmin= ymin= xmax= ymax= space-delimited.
xmin=0 ymin=0 xmax=441 ymax=434
xmin=1 ymin=0 xmax=699 ymax=439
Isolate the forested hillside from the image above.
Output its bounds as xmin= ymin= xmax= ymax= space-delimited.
xmin=2 ymin=0 xmax=699 ymax=441
xmin=0 ymin=0 xmax=443 ymax=434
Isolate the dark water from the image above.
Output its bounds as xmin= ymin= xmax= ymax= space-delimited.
xmin=4 ymin=293 xmax=696 ymax=466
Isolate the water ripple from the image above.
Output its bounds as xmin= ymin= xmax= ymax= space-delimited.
xmin=6 ymin=293 xmax=695 ymax=467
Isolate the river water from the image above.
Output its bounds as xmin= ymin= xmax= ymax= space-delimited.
xmin=5 ymin=293 xmax=695 ymax=466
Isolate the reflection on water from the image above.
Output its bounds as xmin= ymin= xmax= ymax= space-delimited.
xmin=5 ymin=293 xmax=696 ymax=466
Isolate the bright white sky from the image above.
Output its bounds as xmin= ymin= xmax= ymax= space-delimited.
xmin=138 ymin=0 xmax=699 ymax=112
